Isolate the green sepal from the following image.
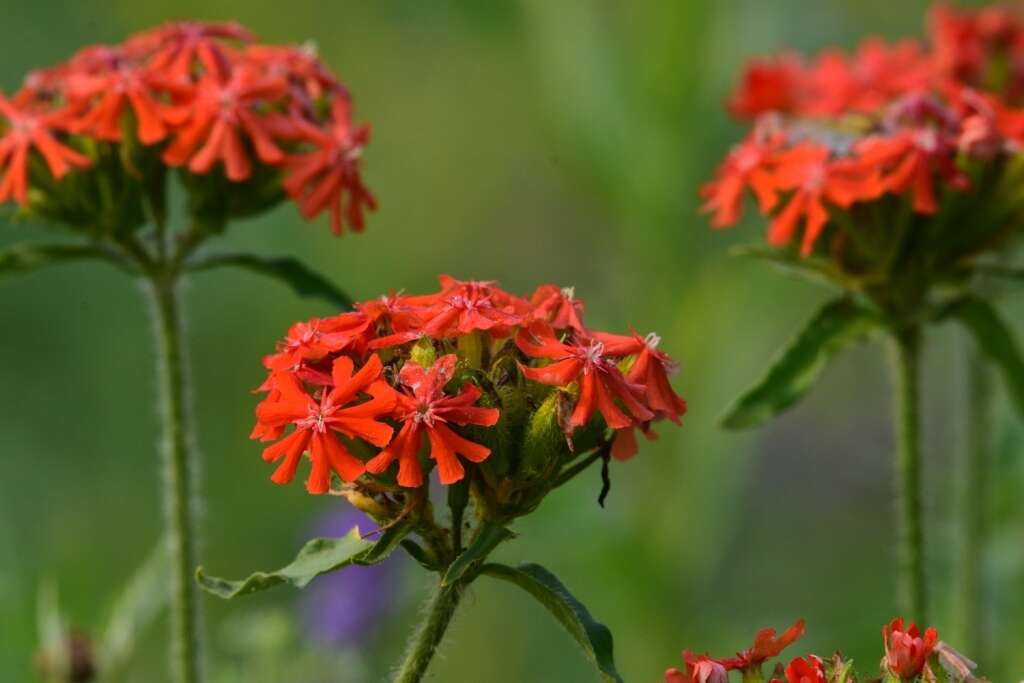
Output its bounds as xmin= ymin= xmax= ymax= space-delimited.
xmin=944 ymin=296 xmax=1024 ymax=418
xmin=518 ymin=391 xmax=571 ymax=481
xmin=441 ymin=521 xmax=513 ymax=586
xmin=479 ymin=562 xmax=623 ymax=683
xmin=0 ymin=242 xmax=132 ymax=280
xmin=188 ymin=252 xmax=354 ymax=309
xmin=196 ymin=524 xmax=410 ymax=599
xmin=721 ymin=297 xmax=881 ymax=429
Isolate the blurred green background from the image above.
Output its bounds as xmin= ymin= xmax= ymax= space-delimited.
xmin=1 ymin=0 xmax=1022 ymax=681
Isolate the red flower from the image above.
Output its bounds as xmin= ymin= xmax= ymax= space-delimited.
xmin=855 ymin=127 xmax=969 ymax=214
xmin=254 ymin=354 xmax=395 ymax=494
xmin=127 ymin=20 xmax=255 ymax=81
xmin=665 ymin=651 xmax=729 ymax=683
xmin=808 ymin=38 xmax=932 ymax=116
xmin=65 ymin=51 xmax=191 ymax=145
xmin=516 ymin=321 xmax=654 ymax=431
xmin=767 ymin=142 xmax=877 ymax=255
xmin=596 ymin=330 xmax=687 ymax=424
xmin=728 ymin=53 xmax=809 ymax=119
xmin=246 ymin=43 xmax=343 ymax=105
xmin=263 ymin=313 xmax=371 ymax=374
xmin=417 ymin=276 xmax=527 ymax=339
xmin=722 ymin=619 xmax=805 ymax=671
xmin=882 ymin=618 xmax=938 ymax=679
xmin=283 ymin=98 xmax=377 ymax=235
xmin=0 ymin=92 xmax=91 ymax=205
xmin=161 ymin=67 xmax=289 ymax=181
xmin=529 ymin=284 xmax=585 ymax=331
xmin=783 ymin=656 xmax=826 ymax=683
xmin=366 ymin=354 xmax=499 ymax=487
xmin=701 ymin=122 xmax=782 ymax=228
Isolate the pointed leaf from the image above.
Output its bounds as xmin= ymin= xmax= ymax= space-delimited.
xmin=442 ymin=521 xmax=513 ymax=587
xmin=197 ymin=524 xmax=408 ymax=599
xmin=189 ymin=252 xmax=354 ymax=309
xmin=480 ymin=562 xmax=623 ymax=683
xmin=721 ymin=297 xmax=881 ymax=429
xmin=0 ymin=243 xmax=129 ymax=280
xmin=946 ymin=296 xmax=1024 ymax=417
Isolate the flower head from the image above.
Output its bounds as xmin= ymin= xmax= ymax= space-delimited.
xmin=783 ymin=656 xmax=826 ymax=683
xmin=252 ymin=278 xmax=687 ymax=495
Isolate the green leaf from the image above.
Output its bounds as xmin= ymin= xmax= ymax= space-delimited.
xmin=0 ymin=243 xmax=129 ymax=279
xmin=721 ymin=297 xmax=881 ymax=429
xmin=480 ymin=562 xmax=623 ymax=683
xmin=189 ymin=252 xmax=354 ymax=309
xmin=197 ymin=524 xmax=409 ymax=599
xmin=441 ymin=521 xmax=513 ymax=586
xmin=97 ymin=545 xmax=169 ymax=676
xmin=946 ymin=296 xmax=1024 ymax=417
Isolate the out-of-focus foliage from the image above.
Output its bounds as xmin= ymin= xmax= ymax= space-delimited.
xmin=0 ymin=1 xmax=1019 ymax=681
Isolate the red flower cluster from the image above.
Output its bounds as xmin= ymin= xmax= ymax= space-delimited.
xmin=703 ymin=4 xmax=1024 ymax=255
xmin=0 ymin=21 xmax=375 ymax=235
xmin=665 ymin=618 xmax=952 ymax=683
xmin=251 ymin=276 xmax=686 ymax=494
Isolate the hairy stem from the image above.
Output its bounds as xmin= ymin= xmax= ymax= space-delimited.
xmin=960 ymin=346 xmax=992 ymax=662
xmin=888 ymin=328 xmax=927 ymax=624
xmin=147 ymin=276 xmax=202 ymax=683
xmin=393 ymin=581 xmax=465 ymax=683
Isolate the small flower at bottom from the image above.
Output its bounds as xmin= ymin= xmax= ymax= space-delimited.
xmin=783 ymin=655 xmax=826 ymax=683
xmin=366 ymin=354 xmax=499 ymax=487
xmin=254 ymin=353 xmax=396 ymax=494
xmin=882 ymin=617 xmax=938 ymax=679
xmin=665 ymin=651 xmax=730 ymax=683
xmin=722 ymin=618 xmax=805 ymax=672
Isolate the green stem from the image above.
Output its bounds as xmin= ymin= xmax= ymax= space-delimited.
xmin=393 ymin=581 xmax=465 ymax=683
xmin=960 ymin=347 xmax=992 ymax=662
xmin=147 ymin=276 xmax=202 ymax=683
xmin=888 ymin=328 xmax=927 ymax=624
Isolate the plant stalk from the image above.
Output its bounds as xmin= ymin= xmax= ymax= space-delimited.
xmin=960 ymin=346 xmax=992 ymax=662
xmin=393 ymin=581 xmax=465 ymax=683
xmin=888 ymin=327 xmax=927 ymax=624
xmin=147 ymin=275 xmax=202 ymax=683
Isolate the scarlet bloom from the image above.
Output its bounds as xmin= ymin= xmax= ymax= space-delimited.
xmin=807 ymin=38 xmax=932 ymax=116
xmin=766 ymin=142 xmax=876 ymax=255
xmin=664 ymin=651 xmax=729 ymax=683
xmin=855 ymin=127 xmax=969 ymax=214
xmin=417 ymin=276 xmax=527 ymax=339
xmin=263 ymin=313 xmax=370 ymax=374
xmin=728 ymin=53 xmax=808 ymax=119
xmin=254 ymin=354 xmax=395 ymax=494
xmin=0 ymin=92 xmax=91 ymax=205
xmin=783 ymin=656 xmax=826 ymax=683
xmin=162 ymin=67 xmax=289 ymax=181
xmin=65 ymin=50 xmax=191 ymax=145
xmin=366 ymin=355 xmax=499 ymax=487
xmin=283 ymin=98 xmax=377 ymax=235
xmin=882 ymin=618 xmax=938 ymax=679
xmin=530 ymin=284 xmax=585 ymax=331
xmin=127 ymin=20 xmax=255 ymax=81
xmin=701 ymin=125 xmax=782 ymax=228
xmin=516 ymin=321 xmax=654 ymax=431
xmin=722 ymin=619 xmax=805 ymax=671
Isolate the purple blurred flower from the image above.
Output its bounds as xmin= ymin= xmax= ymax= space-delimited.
xmin=298 ymin=505 xmax=398 ymax=649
